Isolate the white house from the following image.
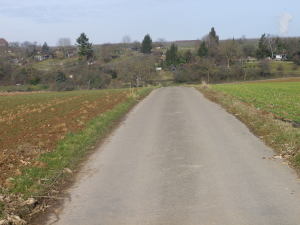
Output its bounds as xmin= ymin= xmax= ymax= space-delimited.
xmin=34 ymin=55 xmax=44 ymax=61
xmin=247 ymin=56 xmax=257 ymax=62
xmin=275 ymin=54 xmax=287 ymax=61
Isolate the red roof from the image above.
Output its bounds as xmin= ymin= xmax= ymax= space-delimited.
xmin=0 ymin=38 xmax=8 ymax=47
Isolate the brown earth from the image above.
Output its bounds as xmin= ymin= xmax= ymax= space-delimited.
xmin=0 ymin=90 xmax=130 ymax=186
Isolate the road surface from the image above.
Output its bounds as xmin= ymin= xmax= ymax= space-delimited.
xmin=47 ymin=87 xmax=300 ymax=225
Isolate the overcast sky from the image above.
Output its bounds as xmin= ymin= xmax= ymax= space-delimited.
xmin=0 ymin=0 xmax=299 ymax=45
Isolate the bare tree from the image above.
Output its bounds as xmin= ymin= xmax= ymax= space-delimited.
xmin=156 ymin=38 xmax=167 ymax=47
xmin=57 ymin=38 xmax=72 ymax=47
xmin=198 ymin=58 xmax=217 ymax=83
xmin=21 ymin=41 xmax=38 ymax=57
xmin=21 ymin=41 xmax=37 ymax=48
xmin=122 ymin=35 xmax=131 ymax=44
xmin=57 ymin=38 xmax=73 ymax=58
xmin=114 ymin=55 xmax=157 ymax=87
xmin=220 ymin=39 xmax=240 ymax=68
xmin=9 ymin=42 xmax=20 ymax=48
xmin=265 ymin=34 xmax=277 ymax=59
xmin=157 ymin=38 xmax=166 ymax=43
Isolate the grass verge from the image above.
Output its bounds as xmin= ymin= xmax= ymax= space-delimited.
xmin=0 ymin=87 xmax=153 ymax=223
xmin=196 ymin=85 xmax=300 ymax=170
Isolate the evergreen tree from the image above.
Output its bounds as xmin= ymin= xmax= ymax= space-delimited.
xmin=166 ymin=43 xmax=179 ymax=65
xmin=209 ymin=27 xmax=219 ymax=44
xmin=206 ymin=27 xmax=219 ymax=57
xmin=141 ymin=34 xmax=152 ymax=54
xmin=275 ymin=37 xmax=286 ymax=54
xmin=76 ymin=33 xmax=94 ymax=60
xmin=198 ymin=41 xmax=208 ymax=57
xmin=256 ymin=34 xmax=271 ymax=59
xmin=41 ymin=42 xmax=50 ymax=55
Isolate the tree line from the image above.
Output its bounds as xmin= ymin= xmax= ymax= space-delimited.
xmin=0 ymin=32 xmax=159 ymax=90
xmin=160 ymin=28 xmax=300 ymax=83
xmin=1 ymin=29 xmax=300 ymax=90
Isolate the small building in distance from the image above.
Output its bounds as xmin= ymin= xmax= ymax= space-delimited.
xmin=246 ymin=56 xmax=257 ymax=62
xmin=275 ymin=54 xmax=288 ymax=61
xmin=0 ymin=38 xmax=9 ymax=48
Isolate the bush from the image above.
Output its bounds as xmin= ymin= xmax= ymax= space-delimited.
xmin=293 ymin=53 xmax=300 ymax=65
xmin=51 ymin=81 xmax=75 ymax=91
xmin=258 ymin=60 xmax=271 ymax=77
xmin=87 ymin=73 xmax=112 ymax=89
xmin=292 ymin=64 xmax=298 ymax=71
xmin=29 ymin=77 xmax=41 ymax=85
xmin=277 ymin=64 xmax=284 ymax=72
xmin=174 ymin=64 xmax=206 ymax=83
xmin=55 ymin=71 xmax=67 ymax=83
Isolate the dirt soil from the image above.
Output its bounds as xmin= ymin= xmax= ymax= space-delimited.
xmin=0 ymin=90 xmax=129 ymax=186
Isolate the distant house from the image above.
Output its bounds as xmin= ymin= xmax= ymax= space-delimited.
xmin=275 ymin=54 xmax=287 ymax=61
xmin=34 ymin=55 xmax=44 ymax=61
xmin=0 ymin=38 xmax=8 ymax=48
xmin=87 ymin=61 xmax=95 ymax=65
xmin=10 ymin=58 xmax=19 ymax=64
xmin=247 ymin=57 xmax=257 ymax=62
xmin=34 ymin=50 xmax=52 ymax=61
xmin=66 ymin=52 xmax=76 ymax=58
xmin=34 ymin=54 xmax=50 ymax=61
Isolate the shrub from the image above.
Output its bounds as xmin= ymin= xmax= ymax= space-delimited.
xmin=258 ymin=60 xmax=271 ymax=77
xmin=29 ymin=77 xmax=41 ymax=85
xmin=276 ymin=64 xmax=284 ymax=74
xmin=292 ymin=64 xmax=298 ymax=71
xmin=292 ymin=52 xmax=300 ymax=65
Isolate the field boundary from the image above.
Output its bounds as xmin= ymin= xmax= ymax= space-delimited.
xmin=0 ymin=88 xmax=153 ymax=224
xmin=196 ymin=85 xmax=300 ymax=172
xmin=212 ymin=76 xmax=300 ymax=85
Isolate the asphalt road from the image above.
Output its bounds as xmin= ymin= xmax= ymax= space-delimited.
xmin=47 ymin=87 xmax=300 ymax=225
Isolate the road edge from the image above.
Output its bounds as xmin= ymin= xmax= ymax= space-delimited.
xmin=195 ymin=85 xmax=300 ymax=173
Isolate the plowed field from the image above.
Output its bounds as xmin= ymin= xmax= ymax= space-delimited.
xmin=0 ymin=89 xmax=130 ymax=185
